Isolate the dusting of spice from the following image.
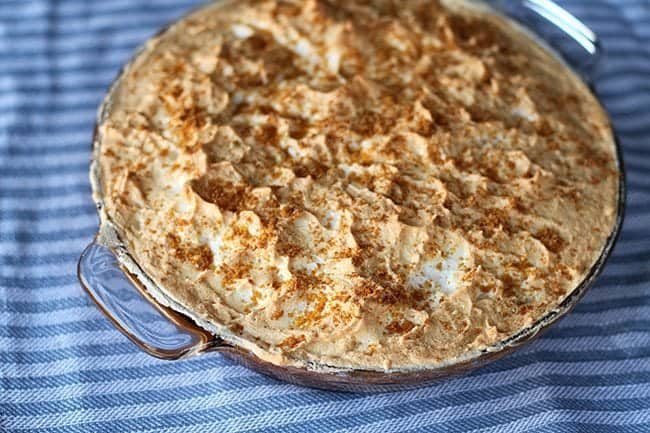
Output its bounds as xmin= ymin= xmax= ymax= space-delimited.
xmin=98 ymin=0 xmax=619 ymax=371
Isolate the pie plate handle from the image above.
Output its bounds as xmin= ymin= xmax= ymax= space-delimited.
xmin=78 ymin=240 xmax=219 ymax=359
xmin=492 ymin=0 xmax=603 ymax=84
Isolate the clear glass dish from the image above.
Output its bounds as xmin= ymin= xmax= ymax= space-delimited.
xmin=79 ymin=0 xmax=626 ymax=392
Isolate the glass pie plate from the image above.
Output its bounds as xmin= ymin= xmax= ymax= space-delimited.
xmin=78 ymin=0 xmax=626 ymax=392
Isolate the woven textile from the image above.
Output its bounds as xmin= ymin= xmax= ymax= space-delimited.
xmin=1 ymin=1 xmax=649 ymax=431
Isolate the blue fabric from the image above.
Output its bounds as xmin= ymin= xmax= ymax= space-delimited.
xmin=1 ymin=0 xmax=649 ymax=431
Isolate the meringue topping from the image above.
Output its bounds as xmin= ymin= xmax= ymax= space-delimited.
xmin=97 ymin=0 xmax=620 ymax=370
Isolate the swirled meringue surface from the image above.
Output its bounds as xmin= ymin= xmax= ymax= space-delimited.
xmin=98 ymin=0 xmax=619 ymax=370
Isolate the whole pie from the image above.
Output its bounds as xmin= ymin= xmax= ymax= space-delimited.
xmin=97 ymin=0 xmax=620 ymax=371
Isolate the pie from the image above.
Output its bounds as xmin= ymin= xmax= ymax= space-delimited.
xmin=96 ymin=0 xmax=620 ymax=371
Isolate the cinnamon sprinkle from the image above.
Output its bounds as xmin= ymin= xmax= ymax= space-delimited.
xmin=100 ymin=0 xmax=620 ymax=370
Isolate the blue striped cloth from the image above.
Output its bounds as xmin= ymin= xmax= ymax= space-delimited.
xmin=1 ymin=0 xmax=649 ymax=431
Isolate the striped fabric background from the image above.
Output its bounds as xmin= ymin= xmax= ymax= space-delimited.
xmin=1 ymin=0 xmax=649 ymax=431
